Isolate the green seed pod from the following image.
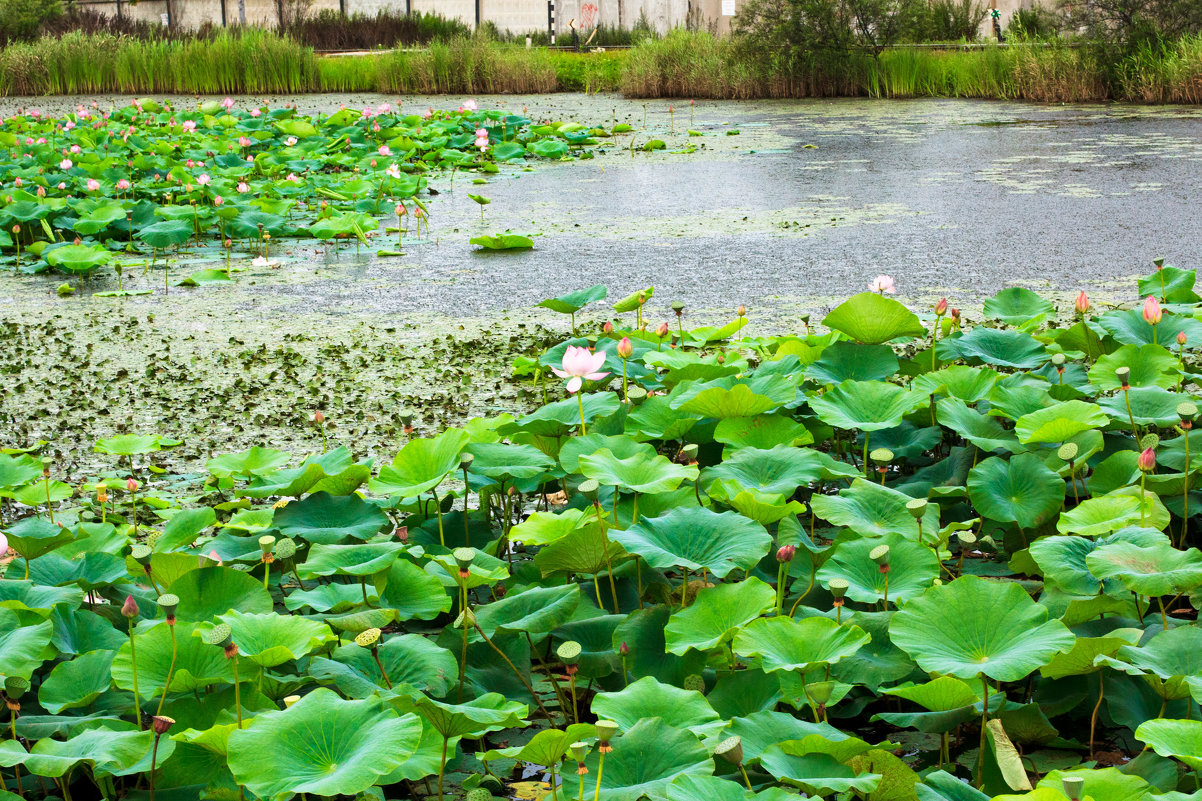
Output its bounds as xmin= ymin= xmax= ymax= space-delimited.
xmin=1178 ymin=402 xmax=1198 ymax=420
xmin=273 ymin=537 xmax=297 ymax=561
xmin=828 ymin=578 xmax=850 ymax=599
xmin=465 ymin=789 xmax=492 ymax=801
xmin=157 ymin=593 xmax=180 ymax=616
xmin=570 ymin=741 xmax=590 ymax=763
xmin=258 ymin=535 xmax=276 ymax=554
xmin=804 ymin=680 xmax=835 ymax=705
xmin=957 ymin=530 xmax=978 ymax=545
xmin=203 ymin=623 xmax=233 ymax=649
xmin=460 ymin=452 xmax=475 ymax=471
xmin=594 ymin=720 xmax=619 ymax=743
xmin=626 ymin=385 xmax=648 ymax=401
xmin=130 ymin=544 xmax=153 ymax=566
xmin=355 ymin=628 xmax=381 ymax=648
xmin=1051 ymin=353 xmax=1066 ymax=366
xmin=453 ymin=547 xmax=476 ymax=571
xmin=1062 ymin=776 xmax=1084 ymax=801
xmin=4 ymin=677 xmax=29 ymax=698
xmin=1115 ymin=366 xmax=1131 ymax=382
xmin=678 ymin=443 xmax=699 ymax=462
xmin=682 ymin=674 xmax=706 ymax=693
xmin=671 ymin=301 xmax=685 ymax=312
xmin=905 ymin=498 xmax=928 ymax=518
xmin=869 ymin=448 xmax=893 ymax=465
xmin=577 ymin=479 xmax=600 ymax=501
xmin=556 ymin=641 xmax=581 ymax=665
xmin=1057 ymin=442 xmax=1079 ymax=462
xmin=869 ymin=544 xmax=891 ymax=566
xmin=714 ymin=735 xmax=743 ymax=766
xmin=1140 ymin=432 xmax=1160 ymax=451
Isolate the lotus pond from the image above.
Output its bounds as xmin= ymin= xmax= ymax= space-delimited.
xmin=3 ymin=264 xmax=1202 ymax=801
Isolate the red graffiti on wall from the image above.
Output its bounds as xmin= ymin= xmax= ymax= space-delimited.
xmin=580 ymin=2 xmax=598 ymax=27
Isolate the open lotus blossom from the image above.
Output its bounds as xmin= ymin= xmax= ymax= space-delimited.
xmin=86 ymin=179 xmax=99 ymax=191
xmin=870 ymin=275 xmax=896 ymax=294
xmin=378 ymin=145 xmax=391 ymax=156
xmin=385 ymin=164 xmax=401 ymax=179
xmin=286 ymin=173 xmax=300 ymax=182
xmin=475 ymin=137 xmax=488 ymax=152
xmin=237 ymin=137 xmax=252 ymax=148
xmin=250 ymin=109 xmax=261 ymax=117
xmin=236 ymin=182 xmax=249 ymax=193
xmin=59 ymin=158 xmax=72 ymax=170
xmin=475 ymin=128 xmax=488 ymax=139
xmin=461 ymin=99 xmax=478 ymax=112
xmin=69 ymin=144 xmax=81 ymax=154
xmin=0 ymin=532 xmax=7 ymax=554
xmin=1143 ymin=295 xmax=1162 ymax=325
xmin=284 ymin=136 xmax=298 ymax=146
xmin=221 ymin=97 xmax=235 ymax=109
xmin=197 ymin=174 xmax=210 ymax=185
xmin=552 ymin=345 xmax=609 ymax=393
xmin=378 ymin=102 xmax=392 ymax=113
xmin=181 ymin=120 xmax=196 ymax=132
xmin=213 ymin=195 xmax=224 ymax=205
xmin=116 ymin=179 xmax=130 ymax=190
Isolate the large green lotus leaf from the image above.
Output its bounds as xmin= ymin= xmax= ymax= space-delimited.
xmin=882 ymin=675 xmax=981 ymax=712
xmin=712 ymin=414 xmax=815 ymax=451
xmin=297 ymin=541 xmax=406 ymax=578
xmin=1029 ymin=528 xmax=1168 ymax=596
xmin=664 ymin=577 xmax=775 ymax=655
xmin=284 ymin=582 xmax=376 ymax=613
xmin=377 ymin=559 xmax=452 ymax=621
xmin=168 ymin=566 xmax=272 ymax=621
xmin=987 ymin=376 xmax=1055 ymax=422
xmin=728 ymin=710 xmax=848 ymax=763
xmin=44 ymin=242 xmax=113 ymax=273
xmin=0 ymin=609 xmax=52 ymax=680
xmin=666 ymin=774 xmax=796 ymax=801
xmin=1036 ymin=768 xmax=1152 ymax=801
xmin=481 ymin=724 xmax=598 ymax=766
xmin=733 ymin=615 xmax=869 ymax=672
xmin=558 ymin=718 xmax=714 ymax=801
xmin=38 ymin=649 xmax=115 ymax=714
xmin=967 ymin=453 xmax=1064 ymax=530
xmin=982 ymin=287 xmax=1054 ymax=327
xmin=938 ymin=327 xmax=1048 ymax=369
xmin=1097 ymin=308 xmax=1202 ymax=347
xmin=240 ymin=447 xmax=369 ymax=498
xmin=613 ymin=605 xmax=707 ymax=686
xmin=227 ymin=688 xmax=421 ymax=798
xmin=138 ymin=219 xmax=193 ymax=248
xmin=509 ymin=393 xmax=623 ymax=438
xmin=113 ymin=621 xmax=233 ymax=698
xmin=376 ymin=721 xmax=460 ymax=784
xmin=309 ymin=633 xmax=457 ymax=698
xmin=830 ymin=609 xmax=916 ymax=690
xmin=534 ymin=524 xmax=627 ymax=577
xmin=1039 ymin=634 xmax=1139 ymax=680
xmin=913 ymin=366 xmax=1001 ymax=404
xmin=218 ymin=610 xmax=335 ymax=668
xmin=401 ymin=693 xmax=529 ymax=739
xmin=1015 ymin=401 xmax=1108 ymax=444
xmin=614 ymin=508 xmax=771 ymax=578
xmin=1139 ymin=266 xmax=1200 ymax=303
xmin=822 ymin=293 xmax=925 ymax=344
xmin=889 ymin=575 xmax=1075 ymax=682
xmin=472 ymin=583 xmax=580 ymax=639
xmin=1098 ymin=387 xmax=1190 ymax=427
xmin=816 ymin=533 xmax=939 ymax=604
xmin=1136 ymin=719 xmax=1202 ymax=770
xmin=578 ymin=448 xmax=699 ymax=494
xmin=806 ymin=342 xmax=900 ymax=384
xmin=1090 ymin=345 xmax=1180 ymax=390
xmin=368 ymin=429 xmax=470 ymax=497
xmin=2 ymin=516 xmax=75 ymax=562
xmin=273 ymin=491 xmax=390 ymax=544
xmin=206 ymin=446 xmax=291 ymax=479
xmin=591 ymin=676 xmax=720 ymax=734
xmin=0 ymin=454 xmax=41 ymax=489
xmin=918 ymin=770 xmax=991 ymax=801
xmin=1102 ymin=627 xmax=1202 ymax=705
xmin=0 ymin=580 xmax=84 ymax=613
xmin=23 ymin=728 xmax=171 ymax=778
xmin=704 ymin=445 xmax=854 ymax=496
xmin=809 ymin=380 xmax=929 ymax=432
xmin=509 ymin=508 xmax=592 ymax=546
xmin=935 ymin=399 xmax=1020 ymax=453
xmin=672 ymin=380 xmax=793 ymax=419
xmin=94 ymin=434 xmax=165 ymax=456
xmin=538 ymin=284 xmax=607 ymax=314
xmin=809 ymin=479 xmax=939 ymax=541
xmin=1058 ymin=489 xmax=1170 ymax=536
xmin=759 ymin=746 xmax=881 ymax=795
xmin=157 ymin=507 xmax=218 ymax=552
xmin=1086 ymin=542 xmax=1202 ymax=597
xmin=50 ymin=608 xmax=127 ymax=655
xmin=625 ymin=397 xmax=701 ymax=442
xmin=465 ymin=442 xmax=555 ymax=482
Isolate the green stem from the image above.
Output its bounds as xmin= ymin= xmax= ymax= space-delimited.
xmin=862 ymin=430 xmax=870 ymax=479
xmin=155 ymin=625 xmax=177 ymax=718
xmin=593 ymin=750 xmax=606 ymax=801
xmin=1123 ymin=386 xmax=1139 ymax=440
xmin=433 ymin=488 xmax=444 ymax=547
xmin=149 ymin=735 xmax=161 ymax=801
xmin=463 ymin=467 xmax=472 ymax=547
xmin=1089 ymin=671 xmax=1104 ymax=759
xmin=458 ymin=584 xmax=469 ymax=704
xmin=739 ymin=764 xmax=753 ymax=791
xmin=1159 ymin=595 xmax=1170 ymax=630
xmin=128 ymin=621 xmax=142 ymax=729
xmin=438 ymin=734 xmax=448 ymax=801
xmin=232 ymin=654 xmax=243 ymax=729
xmin=1183 ymin=435 xmax=1191 ymax=549
xmin=976 ymin=673 xmax=988 ymax=789
xmin=10 ymin=711 xmax=23 ymax=800
xmin=473 ymin=622 xmax=554 ymax=725
xmin=577 ymin=391 xmax=587 ymax=435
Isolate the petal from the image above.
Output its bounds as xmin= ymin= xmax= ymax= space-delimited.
xmin=584 ymin=371 xmax=610 ymax=381
xmin=550 ymin=368 xmax=570 ymax=379
xmin=566 ymin=377 xmax=582 ymax=393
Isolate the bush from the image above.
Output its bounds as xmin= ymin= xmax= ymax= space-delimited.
xmin=0 ymin=0 xmax=62 ymax=44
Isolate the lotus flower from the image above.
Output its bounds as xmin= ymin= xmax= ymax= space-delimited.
xmin=385 ymin=164 xmax=401 ymax=179
xmin=870 ymin=275 xmax=896 ymax=294
xmin=214 ymin=195 xmax=224 ymax=206
xmin=935 ymin=297 xmax=948 ymax=315
xmin=236 ymin=182 xmax=249 ymax=193
xmin=378 ymin=145 xmax=391 ymax=156
xmin=181 ymin=120 xmax=196 ymax=132
xmin=69 ymin=144 xmax=81 ymax=154
xmin=1143 ymin=295 xmax=1162 ymax=325
xmin=0 ymin=532 xmax=7 ymax=554
xmin=284 ymin=136 xmax=298 ymax=146
xmin=1178 ymin=331 xmax=1187 ymax=346
xmin=121 ymin=594 xmax=139 ymax=618
xmin=1075 ymin=291 xmax=1090 ymax=315
xmin=197 ymin=174 xmax=210 ymax=185
xmin=616 ymin=337 xmax=633 ymax=359
xmin=86 ymin=179 xmax=99 ymax=191
xmin=59 ymin=158 xmax=72 ymax=170
xmin=237 ymin=136 xmax=252 ymax=148
xmin=250 ymin=109 xmax=261 ymax=118
xmin=552 ymin=345 xmax=609 ymax=393
xmin=116 ymin=179 xmax=130 ymax=190
xmin=461 ymin=99 xmax=478 ymax=112
xmin=221 ymin=97 xmax=234 ymax=109
xmin=1138 ymin=447 xmax=1156 ymax=472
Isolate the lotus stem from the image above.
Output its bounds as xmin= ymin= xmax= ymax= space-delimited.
xmin=156 ymin=625 xmax=177 ymax=718
xmin=568 ymin=673 xmax=579 ymax=725
xmin=1140 ymin=471 xmax=1147 ymax=526
xmin=739 ymin=764 xmax=753 ymax=791
xmin=862 ymin=431 xmax=871 ymax=479
xmin=149 ymin=734 xmax=162 ymax=801
xmin=775 ymin=560 xmax=787 ymax=615
xmin=43 ymin=475 xmax=55 ymax=525
xmin=458 ymin=584 xmax=469 ymax=704
xmin=437 ymin=734 xmax=449 ymax=801
xmin=473 ymin=622 xmax=554 ymax=725
xmin=680 ymin=569 xmax=689 ymax=608
xmin=370 ymin=647 xmax=392 ymax=689
xmin=1158 ymin=596 xmax=1170 ymax=630
xmin=433 ymin=489 xmax=445 ymax=547
xmin=128 ymin=621 xmax=142 ymax=729
xmin=976 ymin=673 xmax=988 ymax=788
xmin=232 ymin=653 xmax=243 ymax=729
xmin=593 ymin=750 xmax=606 ymax=801
xmin=1183 ymin=434 xmax=1191 ymax=548
xmin=10 ymin=711 xmax=23 ymax=799
xmin=621 ymin=358 xmax=628 ymax=402
xmin=1152 ymin=322 xmax=1158 ymax=346
xmin=577 ymin=392 xmax=587 ymax=436
xmin=594 ymin=500 xmax=619 ymax=615
xmin=549 ymin=763 xmax=560 ymax=801
xmin=787 ymin=567 xmax=816 ymax=617
xmin=463 ymin=466 xmax=472 ymax=547
xmin=1122 ymin=386 xmax=1139 ymax=440
xmin=1089 ymin=672 xmax=1104 ymax=759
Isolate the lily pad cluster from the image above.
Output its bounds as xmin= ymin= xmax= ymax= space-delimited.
xmin=3 ymin=266 xmax=1202 ymax=800
xmin=0 ymin=98 xmax=602 ymax=283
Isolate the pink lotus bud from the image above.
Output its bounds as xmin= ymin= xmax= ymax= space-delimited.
xmin=1143 ymin=296 xmax=1162 ymax=325
xmin=619 ymin=642 xmax=629 ymax=656
xmin=656 ymin=322 xmax=670 ymax=338
xmin=617 ymin=337 xmax=633 ymax=359
xmin=126 ymin=478 xmax=139 ymax=492
xmin=1138 ymin=447 xmax=1156 ymax=472
xmin=776 ymin=544 xmax=796 ymax=562
xmin=1176 ymin=331 xmax=1187 ymax=346
xmin=395 ymin=525 xmax=408 ymax=542
xmin=934 ymin=298 xmax=948 ymax=316
xmin=737 ymin=304 xmax=747 ymax=317
xmin=313 ymin=410 xmax=325 ymax=423
xmin=1075 ymin=291 xmax=1090 ymax=315
xmin=121 ymin=594 xmax=139 ymax=618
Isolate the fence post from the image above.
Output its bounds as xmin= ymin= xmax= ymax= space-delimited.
xmin=548 ymin=0 xmax=555 ymax=44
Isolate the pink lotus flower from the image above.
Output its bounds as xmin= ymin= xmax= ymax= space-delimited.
xmin=0 ymin=531 xmax=7 ymax=555
xmin=12 ymin=177 xmax=21 ymax=187
xmin=1143 ymin=295 xmax=1162 ymax=325
xmin=116 ymin=179 xmax=130 ymax=190
xmin=284 ymin=136 xmax=298 ymax=146
xmin=214 ymin=195 xmax=224 ymax=205
xmin=552 ymin=345 xmax=609 ymax=393
xmin=378 ymin=102 xmax=392 ymax=113
xmin=286 ymin=173 xmax=300 ymax=182
xmin=460 ymin=99 xmax=478 ymax=112
xmin=59 ymin=158 xmax=72 ymax=170
xmin=475 ymin=137 xmax=488 ymax=151
xmin=238 ymin=136 xmax=252 ymax=148
xmin=475 ymin=128 xmax=488 ymax=138
xmin=1178 ymin=331 xmax=1187 ymax=346
xmin=64 ymin=121 xmax=74 ymax=130
xmin=870 ymin=275 xmax=896 ymax=294
xmin=236 ymin=182 xmax=249 ymax=193
xmin=56 ymin=182 xmax=65 ymax=189
xmin=181 ymin=120 xmax=196 ymax=132
xmin=69 ymin=144 xmax=81 ymax=154
xmin=378 ymin=145 xmax=391 ymax=156
xmin=86 ymin=179 xmax=99 ymax=191
xmin=385 ymin=164 xmax=401 ymax=180
xmin=221 ymin=97 xmax=234 ymax=109
xmin=1075 ymin=291 xmax=1090 ymax=315
xmin=197 ymin=174 xmax=211 ymax=185
xmin=250 ymin=109 xmax=261 ymax=117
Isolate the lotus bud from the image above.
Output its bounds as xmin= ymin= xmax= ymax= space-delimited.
xmin=678 ymin=443 xmax=699 ymax=464
xmin=1178 ymin=331 xmax=1187 ymax=346
xmin=126 ymin=477 xmax=139 ymax=492
xmin=1138 ymin=447 xmax=1156 ymax=472
xmin=934 ymin=298 xmax=948 ymax=316
xmin=828 ymin=577 xmax=849 ymax=606
xmin=151 ymin=715 xmax=175 ymax=735
xmin=714 ymin=735 xmax=744 ymax=766
xmin=453 ymin=547 xmax=476 ymax=577
xmin=672 ymin=301 xmax=685 ymax=316
xmin=131 ymin=543 xmax=152 ymax=567
xmin=459 ymin=453 xmax=474 ymax=472
xmin=121 ymin=594 xmax=139 ymax=618
xmin=158 ymin=593 xmax=179 ymax=624
xmin=870 ymin=544 xmax=891 ymax=572
xmin=619 ymin=642 xmax=629 ymax=656
xmin=1153 ymin=257 xmax=1165 ymax=270
xmin=283 ymin=694 xmax=301 ymax=708
xmin=312 ymin=410 xmax=325 ymax=423
xmin=776 ymin=544 xmax=796 ymax=563
xmin=1057 ymin=442 xmax=1079 ymax=462
xmin=557 ymin=641 xmax=581 ymax=676
xmin=1075 ymin=291 xmax=1090 ymax=316
xmin=616 ymin=337 xmax=633 ymax=359
xmin=595 ymin=720 xmax=619 ymax=752
xmin=1143 ymin=295 xmax=1162 ymax=325
xmin=950 ymin=308 xmax=961 ymax=326
xmin=655 ymin=322 xmax=670 ymax=338
xmin=1115 ymin=366 xmax=1130 ymax=389
xmin=1062 ymin=776 xmax=1084 ymax=801
xmin=354 ymin=628 xmax=381 ymax=648
xmin=578 ymin=478 xmax=600 ymax=504
xmin=737 ymin=304 xmax=746 ymax=317
xmin=602 ymin=321 xmax=614 ymax=334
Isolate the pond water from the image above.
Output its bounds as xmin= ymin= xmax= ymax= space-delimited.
xmin=3 ymin=93 xmax=1201 ymax=470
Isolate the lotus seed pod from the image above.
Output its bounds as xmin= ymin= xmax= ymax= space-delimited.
xmin=1062 ymin=776 xmax=1084 ymax=801
xmin=869 ymin=544 xmax=890 ymax=566
xmin=957 ymin=530 xmax=978 ymax=545
xmin=1057 ymin=442 xmax=1079 ymax=462
xmin=203 ymin=622 xmax=232 ymax=648
xmin=1115 ymin=366 xmax=1131 ymax=383
xmin=355 ymin=628 xmax=381 ymax=648
xmin=465 ymin=790 xmax=491 ymax=801
xmin=283 ymin=694 xmax=301 ymax=708
xmin=570 ymin=741 xmax=590 ymax=763
xmin=130 ymin=544 xmax=152 ymax=566
xmin=273 ymin=538 xmax=297 ymax=560
xmin=682 ymin=674 xmax=706 ymax=693
xmin=1154 ymin=257 xmax=1165 ymax=268
xmin=556 ymin=641 xmax=582 ymax=665
xmin=678 ymin=443 xmax=698 ymax=462
xmin=1051 ymin=352 xmax=1065 ymax=366
xmin=870 ymin=448 xmax=893 ymax=465
xmin=460 ymin=452 xmax=474 ymax=471
xmin=1178 ymin=402 xmax=1198 ymax=420
xmin=258 ymin=535 xmax=276 ymax=553
xmin=1140 ymin=433 xmax=1160 ymax=451
xmin=800 ymin=313 xmax=811 ymax=325
xmin=578 ymin=479 xmax=600 ymax=500
xmin=151 ymin=715 xmax=175 ymax=735
xmin=453 ymin=547 xmax=476 ymax=571
xmin=627 ymin=385 xmax=648 ymax=401
xmin=714 ymin=735 xmax=744 ymax=766
xmin=828 ymin=578 xmax=850 ymax=599
xmin=595 ymin=720 xmax=619 ymax=742
xmin=671 ymin=301 xmax=685 ymax=313
xmin=4 ymin=677 xmax=28 ymax=698
xmin=398 ymin=410 xmax=414 ymax=426
xmin=157 ymin=593 xmax=179 ymax=616
xmin=905 ymin=498 xmax=928 ymax=518
xmin=804 ymin=680 xmax=835 ymax=705
xmin=146 ymin=530 xmax=160 ymax=549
